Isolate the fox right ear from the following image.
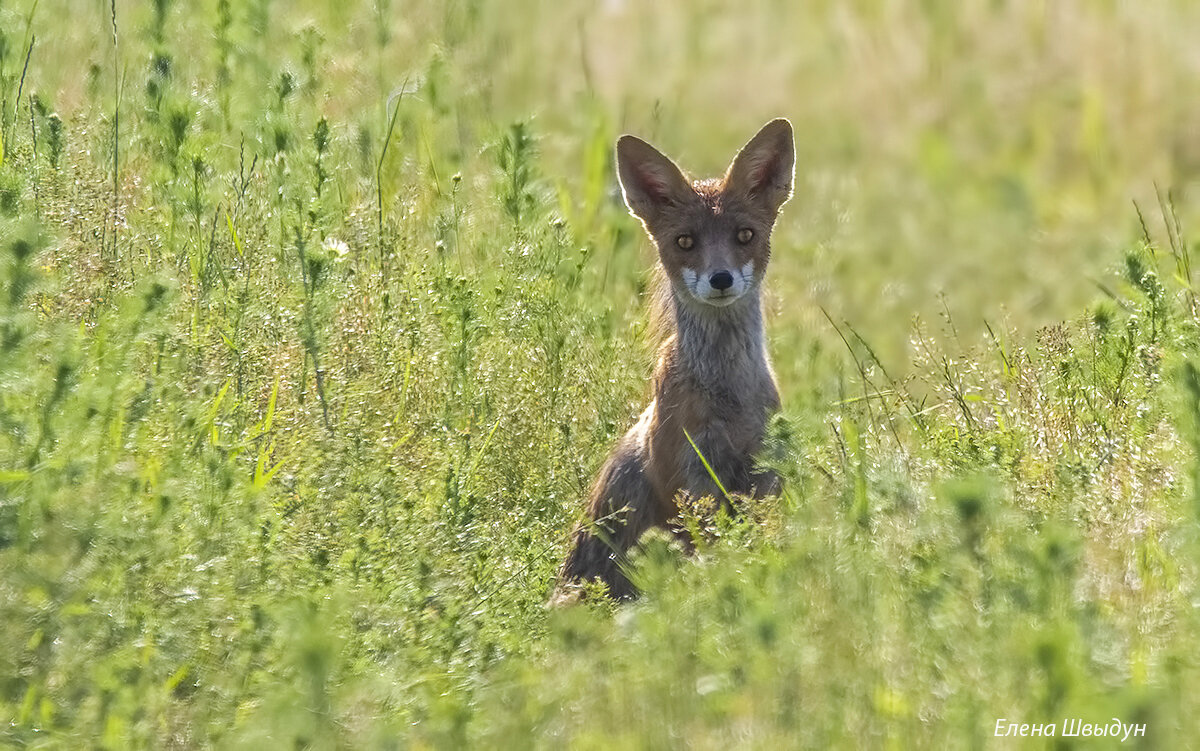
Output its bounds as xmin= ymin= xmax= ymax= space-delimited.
xmin=724 ymin=118 xmax=795 ymax=216
xmin=615 ymin=135 xmax=693 ymax=225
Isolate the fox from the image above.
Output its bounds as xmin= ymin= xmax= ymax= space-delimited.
xmin=553 ymin=118 xmax=795 ymax=602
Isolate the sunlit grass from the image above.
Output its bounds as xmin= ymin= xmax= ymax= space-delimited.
xmin=2 ymin=0 xmax=1200 ymax=747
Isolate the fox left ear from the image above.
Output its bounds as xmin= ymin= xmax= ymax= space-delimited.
xmin=724 ymin=118 xmax=795 ymax=215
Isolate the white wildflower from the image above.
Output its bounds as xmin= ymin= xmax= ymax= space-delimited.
xmin=322 ymin=237 xmax=350 ymax=260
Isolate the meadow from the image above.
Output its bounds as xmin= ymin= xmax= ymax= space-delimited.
xmin=3 ymin=0 xmax=1200 ymax=747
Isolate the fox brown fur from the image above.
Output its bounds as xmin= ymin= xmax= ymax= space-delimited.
xmin=553 ymin=119 xmax=795 ymax=602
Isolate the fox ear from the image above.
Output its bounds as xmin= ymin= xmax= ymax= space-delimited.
xmin=724 ymin=118 xmax=795 ymax=215
xmin=616 ymin=135 xmax=693 ymax=224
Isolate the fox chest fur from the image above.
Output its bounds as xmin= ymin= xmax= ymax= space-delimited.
xmin=637 ymin=301 xmax=780 ymax=515
xmin=555 ymin=119 xmax=795 ymax=601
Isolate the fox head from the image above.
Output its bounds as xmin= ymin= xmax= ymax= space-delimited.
xmin=616 ymin=118 xmax=795 ymax=310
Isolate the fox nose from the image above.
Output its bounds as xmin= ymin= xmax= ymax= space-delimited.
xmin=710 ymin=271 xmax=734 ymax=291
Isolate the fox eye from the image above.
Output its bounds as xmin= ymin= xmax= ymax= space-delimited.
xmin=676 ymin=234 xmax=694 ymax=250
xmin=737 ymin=228 xmax=754 ymax=244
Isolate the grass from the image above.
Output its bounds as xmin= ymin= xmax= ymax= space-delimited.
xmin=3 ymin=0 xmax=1200 ymax=747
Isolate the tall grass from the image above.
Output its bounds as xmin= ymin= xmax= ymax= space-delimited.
xmin=2 ymin=0 xmax=1200 ymax=746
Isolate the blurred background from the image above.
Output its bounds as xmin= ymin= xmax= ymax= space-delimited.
xmin=25 ymin=0 xmax=1200 ymax=362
